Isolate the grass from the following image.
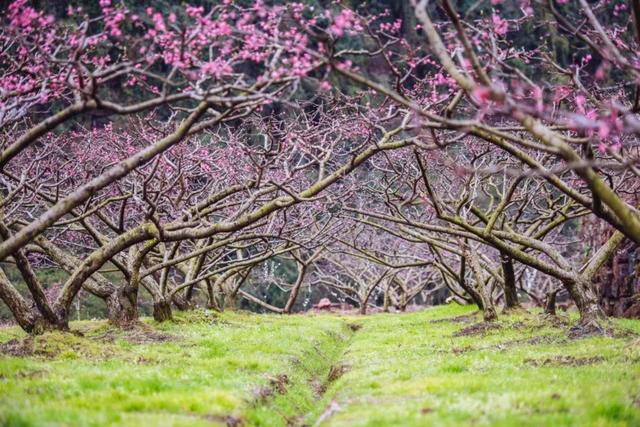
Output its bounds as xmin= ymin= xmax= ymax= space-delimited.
xmin=0 ymin=305 xmax=639 ymax=426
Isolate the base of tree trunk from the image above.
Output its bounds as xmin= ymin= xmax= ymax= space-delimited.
xmin=27 ymin=316 xmax=64 ymax=335
xmin=568 ymin=305 xmax=610 ymax=337
xmin=152 ymin=300 xmax=173 ymax=322
xmin=568 ymin=316 xmax=609 ymax=338
xmin=620 ymin=294 xmax=640 ymax=318
xmin=482 ymin=306 xmax=498 ymax=322
xmin=106 ymin=290 xmax=139 ymax=329
xmin=563 ymin=278 xmax=609 ymax=337
xmin=623 ymin=301 xmax=640 ymax=318
xmin=544 ymin=288 xmax=561 ymax=316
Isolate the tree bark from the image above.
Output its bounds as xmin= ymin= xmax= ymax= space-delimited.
xmin=466 ymin=245 xmax=498 ymax=321
xmin=284 ymin=263 xmax=307 ymax=314
xmin=0 ymin=222 xmax=59 ymax=325
xmin=359 ymin=301 xmax=367 ymax=315
xmin=562 ymin=277 xmax=607 ymax=333
xmin=383 ymin=283 xmax=391 ymax=313
xmin=33 ymin=235 xmax=128 ymax=325
xmin=152 ymin=298 xmax=173 ymax=322
xmin=0 ymin=268 xmax=54 ymax=334
xmin=106 ymin=286 xmax=139 ymax=328
xmin=544 ymin=288 xmax=560 ymax=316
xmin=458 ymin=255 xmax=485 ymax=309
xmin=500 ymin=251 xmax=521 ymax=310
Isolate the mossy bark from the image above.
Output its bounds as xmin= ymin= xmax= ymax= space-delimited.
xmin=563 ymin=278 xmax=607 ymax=334
xmin=106 ymin=287 xmax=139 ymax=328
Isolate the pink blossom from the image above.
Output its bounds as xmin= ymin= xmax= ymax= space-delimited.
xmin=202 ymin=58 xmax=232 ymax=79
xmin=329 ymin=9 xmax=360 ymax=37
xmin=492 ymin=14 xmax=508 ymax=36
xmin=319 ymin=80 xmax=332 ymax=91
xmin=472 ymin=86 xmax=493 ymax=105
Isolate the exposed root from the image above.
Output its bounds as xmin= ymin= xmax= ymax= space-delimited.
xmin=225 ymin=415 xmax=245 ymax=427
xmin=567 ymin=319 xmax=610 ymax=339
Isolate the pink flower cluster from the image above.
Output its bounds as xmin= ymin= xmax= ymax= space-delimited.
xmin=492 ymin=14 xmax=509 ymax=36
xmin=7 ymin=0 xmax=52 ymax=32
xmin=329 ymin=9 xmax=362 ymax=37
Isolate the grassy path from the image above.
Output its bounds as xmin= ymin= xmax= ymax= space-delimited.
xmin=319 ymin=306 xmax=640 ymax=426
xmin=0 ymin=306 xmax=639 ymax=426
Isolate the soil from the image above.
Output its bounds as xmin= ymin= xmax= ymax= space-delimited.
xmin=431 ymin=312 xmax=479 ymax=324
xmin=453 ymin=321 xmax=501 ymax=337
xmin=0 ymin=337 xmax=34 ymax=357
xmin=525 ymin=355 xmax=605 ymax=367
xmin=253 ymin=374 xmax=290 ymax=404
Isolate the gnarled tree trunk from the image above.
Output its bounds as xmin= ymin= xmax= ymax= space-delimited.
xmin=106 ymin=286 xmax=139 ymax=328
xmin=562 ymin=277 xmax=607 ymax=333
xmin=0 ymin=270 xmax=56 ymax=334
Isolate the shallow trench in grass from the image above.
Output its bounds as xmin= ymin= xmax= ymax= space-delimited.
xmin=244 ymin=320 xmax=362 ymax=427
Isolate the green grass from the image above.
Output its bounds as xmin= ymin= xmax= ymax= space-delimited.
xmin=0 ymin=306 xmax=639 ymax=426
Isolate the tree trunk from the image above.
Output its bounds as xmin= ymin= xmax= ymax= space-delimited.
xmin=544 ymin=288 xmax=560 ymax=316
xmin=171 ymin=291 xmax=193 ymax=311
xmin=359 ymin=302 xmax=367 ymax=315
xmin=223 ymin=292 xmax=237 ymax=311
xmin=0 ymin=275 xmax=54 ymax=334
xmin=593 ymin=238 xmax=640 ymax=317
xmin=205 ymin=280 xmax=221 ymax=311
xmin=563 ymin=278 xmax=607 ymax=334
xmin=106 ymin=286 xmax=139 ymax=328
xmin=383 ymin=283 xmax=390 ymax=313
xmin=33 ymin=235 xmax=122 ymax=325
xmin=500 ymin=251 xmax=520 ymax=310
xmin=466 ymin=246 xmax=498 ymax=322
xmin=284 ymin=264 xmax=307 ymax=314
xmin=152 ymin=298 xmax=173 ymax=322
xmin=479 ymin=294 xmax=498 ymax=321
xmin=458 ymin=255 xmax=485 ymax=309
xmin=185 ymin=284 xmax=197 ymax=302
xmin=399 ymin=291 xmax=408 ymax=312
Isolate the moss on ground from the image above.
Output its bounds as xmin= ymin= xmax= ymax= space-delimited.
xmin=0 ymin=306 xmax=638 ymax=426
